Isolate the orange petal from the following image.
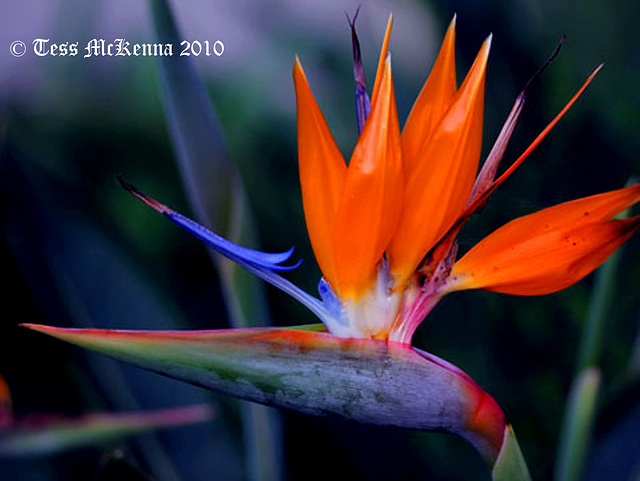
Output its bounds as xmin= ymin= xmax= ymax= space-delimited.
xmin=390 ymin=36 xmax=491 ymax=286
xmin=450 ymin=184 xmax=640 ymax=295
xmin=426 ymin=65 xmax=603 ymax=267
xmin=468 ymin=38 xmax=567 ymax=204
xmin=371 ymin=14 xmax=393 ymax=106
xmin=467 ymin=65 xmax=603 ymax=214
xmin=293 ymin=57 xmax=347 ymax=289
xmin=333 ymin=56 xmax=404 ymax=299
xmin=402 ymin=15 xmax=458 ymax=177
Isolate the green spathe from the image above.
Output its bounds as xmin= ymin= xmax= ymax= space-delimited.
xmin=23 ymin=323 xmax=505 ymax=464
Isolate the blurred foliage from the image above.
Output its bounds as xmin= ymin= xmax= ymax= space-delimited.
xmin=1 ymin=0 xmax=639 ymax=479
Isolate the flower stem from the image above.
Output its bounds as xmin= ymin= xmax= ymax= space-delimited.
xmin=556 ymin=204 xmax=631 ymax=481
xmin=554 ymin=369 xmax=601 ymax=481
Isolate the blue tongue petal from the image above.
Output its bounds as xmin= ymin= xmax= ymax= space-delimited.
xmin=347 ymin=8 xmax=371 ymax=134
xmin=118 ymin=176 xmax=333 ymax=323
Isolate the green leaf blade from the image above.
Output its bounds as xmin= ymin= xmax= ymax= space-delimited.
xmin=0 ymin=405 xmax=213 ymax=458
xmin=554 ymin=368 xmax=601 ymax=481
xmin=150 ymin=2 xmax=281 ymax=478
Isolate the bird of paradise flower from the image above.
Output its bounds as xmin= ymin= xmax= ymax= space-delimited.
xmin=24 ymin=14 xmax=639 ymax=477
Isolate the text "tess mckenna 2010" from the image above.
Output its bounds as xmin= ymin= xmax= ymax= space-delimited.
xmin=31 ymin=38 xmax=224 ymax=57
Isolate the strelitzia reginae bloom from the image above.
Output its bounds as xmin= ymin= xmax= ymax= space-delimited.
xmin=293 ymin=16 xmax=638 ymax=344
xmin=25 ymin=14 xmax=639 ymax=472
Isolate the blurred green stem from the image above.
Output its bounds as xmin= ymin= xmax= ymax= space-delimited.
xmin=625 ymin=309 xmax=640 ymax=379
xmin=576 ymin=246 xmax=622 ymax=370
xmin=150 ymin=1 xmax=283 ymax=479
xmin=554 ymin=369 xmax=601 ymax=481
xmin=556 ymin=205 xmax=631 ymax=481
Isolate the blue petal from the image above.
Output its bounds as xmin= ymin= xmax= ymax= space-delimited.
xmin=165 ymin=211 xmax=299 ymax=271
xmin=347 ymin=7 xmax=371 ymax=134
xmin=164 ymin=210 xmax=328 ymax=320
xmin=354 ymin=87 xmax=371 ymax=136
xmin=317 ymin=278 xmax=344 ymax=322
xmin=118 ymin=178 xmax=333 ymax=323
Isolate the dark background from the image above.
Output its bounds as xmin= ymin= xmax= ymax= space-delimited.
xmin=1 ymin=0 xmax=639 ymax=479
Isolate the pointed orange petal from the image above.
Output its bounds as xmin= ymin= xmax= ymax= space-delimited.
xmin=402 ymin=15 xmax=458 ymax=177
xmin=293 ymin=58 xmax=347 ymax=289
xmin=450 ymin=185 xmax=640 ymax=295
xmin=371 ymin=14 xmax=393 ymax=105
xmin=468 ymin=38 xmax=566 ymax=204
xmin=333 ymin=56 xmax=404 ymax=299
xmin=424 ymin=65 xmax=603 ymax=266
xmin=468 ymin=65 xmax=603 ymax=213
xmin=390 ymin=36 xmax=492 ymax=286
